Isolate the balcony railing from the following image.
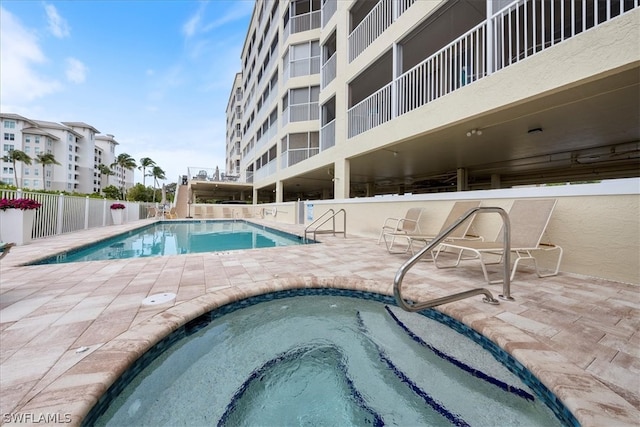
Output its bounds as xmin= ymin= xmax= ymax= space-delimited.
xmin=348 ymin=0 xmax=393 ymax=63
xmin=320 ymin=119 xmax=336 ymax=151
xmin=282 ymin=102 xmax=320 ymax=126
xmin=285 ymin=10 xmax=321 ymax=36
xmin=348 ymin=83 xmax=392 ymax=138
xmin=321 ymin=53 xmax=337 ymax=89
xmin=348 ymin=0 xmax=638 ymax=138
xmin=281 ymin=147 xmax=320 ymax=168
xmin=254 ymin=159 xmax=277 ymax=181
xmin=322 ymin=0 xmax=337 ymax=27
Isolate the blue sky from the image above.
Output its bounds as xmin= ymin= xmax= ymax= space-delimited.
xmin=0 ymin=0 xmax=253 ymax=184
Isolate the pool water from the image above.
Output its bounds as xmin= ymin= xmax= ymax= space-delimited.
xmin=33 ymin=220 xmax=313 ymax=264
xmin=90 ymin=294 xmax=571 ymax=426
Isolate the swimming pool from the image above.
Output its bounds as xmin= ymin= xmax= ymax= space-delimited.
xmin=86 ymin=289 xmax=577 ymax=426
xmin=32 ymin=220 xmax=314 ymax=264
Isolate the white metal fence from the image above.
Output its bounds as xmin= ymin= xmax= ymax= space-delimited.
xmin=0 ymin=189 xmax=146 ymax=241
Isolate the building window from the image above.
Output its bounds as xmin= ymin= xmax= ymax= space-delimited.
xmin=24 ymin=169 xmax=30 ymax=175
xmin=3 ymin=120 xmax=16 ymax=129
xmin=68 ymin=154 xmax=73 ymax=161
xmin=3 ymin=144 xmax=14 ymax=152
xmin=33 ymin=180 xmax=40 ymax=187
xmin=35 ymin=136 xmax=40 ymax=144
xmin=23 ymin=179 xmax=30 ymax=187
xmin=4 ymin=133 xmax=15 ymax=141
xmin=25 ymin=136 xmax=31 ymax=143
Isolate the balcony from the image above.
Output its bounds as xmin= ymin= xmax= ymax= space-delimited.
xmin=285 ymin=10 xmax=321 ymax=37
xmin=281 ymin=147 xmax=320 ymax=168
xmin=347 ymin=0 xmax=639 ymax=138
xmin=282 ymin=102 xmax=320 ymax=126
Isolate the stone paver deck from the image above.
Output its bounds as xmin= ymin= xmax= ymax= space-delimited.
xmin=1 ymin=219 xmax=638 ymax=426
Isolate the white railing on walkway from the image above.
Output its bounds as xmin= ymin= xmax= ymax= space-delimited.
xmin=320 ymin=119 xmax=336 ymax=151
xmin=282 ymin=102 xmax=320 ymax=126
xmin=348 ymin=82 xmax=393 ymax=138
xmin=0 ymin=189 xmax=145 ymax=241
xmin=348 ymin=0 xmax=638 ymax=138
xmin=321 ymin=53 xmax=337 ymax=89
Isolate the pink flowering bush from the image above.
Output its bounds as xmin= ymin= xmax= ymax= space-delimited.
xmin=0 ymin=198 xmax=42 ymax=211
xmin=110 ymin=203 xmax=126 ymax=210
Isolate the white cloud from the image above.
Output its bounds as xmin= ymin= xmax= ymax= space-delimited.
xmin=0 ymin=7 xmax=62 ymax=102
xmin=201 ymin=2 xmax=254 ymax=33
xmin=45 ymin=3 xmax=70 ymax=38
xmin=182 ymin=3 xmax=206 ymax=38
xmin=65 ymin=57 xmax=87 ymax=83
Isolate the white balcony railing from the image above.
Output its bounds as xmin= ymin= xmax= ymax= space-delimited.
xmin=322 ymin=0 xmax=337 ymax=27
xmin=281 ymin=148 xmax=320 ymax=169
xmin=321 ymin=53 xmax=337 ymax=89
xmin=254 ymin=159 xmax=277 ymax=181
xmin=320 ymin=119 xmax=336 ymax=151
xmin=348 ymin=0 xmax=639 ymax=138
xmin=348 ymin=0 xmax=393 ymax=63
xmin=348 ymin=83 xmax=392 ymax=138
xmin=282 ymin=102 xmax=320 ymax=126
xmin=288 ymin=10 xmax=321 ymax=35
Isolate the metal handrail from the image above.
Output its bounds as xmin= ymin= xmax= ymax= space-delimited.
xmin=304 ymin=208 xmax=346 ymax=240
xmin=394 ymin=207 xmax=512 ymax=312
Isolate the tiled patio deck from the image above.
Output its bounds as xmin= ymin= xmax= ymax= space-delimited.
xmin=1 ymin=219 xmax=638 ymax=426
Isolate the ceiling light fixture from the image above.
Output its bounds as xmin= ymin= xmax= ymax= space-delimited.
xmin=466 ymin=128 xmax=482 ymax=137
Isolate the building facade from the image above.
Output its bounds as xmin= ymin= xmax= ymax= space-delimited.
xmin=0 ymin=113 xmax=133 ymax=194
xmin=226 ymin=0 xmax=639 ymax=203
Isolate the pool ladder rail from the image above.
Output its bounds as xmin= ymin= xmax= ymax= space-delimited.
xmin=305 ymin=209 xmax=346 ymax=240
xmin=394 ymin=207 xmax=514 ymax=311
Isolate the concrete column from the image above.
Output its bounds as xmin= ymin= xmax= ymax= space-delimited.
xmin=275 ymin=181 xmax=283 ymax=203
xmin=334 ymin=158 xmax=351 ymax=199
xmin=457 ymin=168 xmax=469 ymax=191
xmin=491 ymin=173 xmax=501 ymax=189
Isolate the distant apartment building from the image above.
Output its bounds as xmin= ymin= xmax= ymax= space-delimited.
xmin=0 ymin=113 xmax=134 ymax=194
xmin=226 ymin=0 xmax=639 ymax=203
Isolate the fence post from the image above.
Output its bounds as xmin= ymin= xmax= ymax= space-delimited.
xmin=103 ymin=198 xmax=107 ymax=226
xmin=84 ymin=196 xmax=90 ymax=229
xmin=56 ymin=193 xmax=64 ymax=235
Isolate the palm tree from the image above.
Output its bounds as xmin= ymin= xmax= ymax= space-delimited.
xmin=34 ymin=153 xmax=60 ymax=190
xmin=1 ymin=149 xmax=32 ymax=188
xmin=111 ymin=153 xmax=137 ymax=200
xmin=97 ymin=163 xmax=115 ymax=190
xmin=138 ymin=157 xmax=156 ymax=187
xmin=150 ymin=165 xmax=166 ymax=202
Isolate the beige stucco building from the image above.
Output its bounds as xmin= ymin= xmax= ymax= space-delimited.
xmin=223 ymin=0 xmax=638 ymax=203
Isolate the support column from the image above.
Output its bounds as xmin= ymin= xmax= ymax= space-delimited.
xmin=486 ymin=0 xmax=494 ymax=75
xmin=275 ymin=181 xmax=283 ymax=203
xmin=334 ymin=158 xmax=351 ymax=199
xmin=491 ymin=174 xmax=501 ymax=189
xmin=252 ymin=187 xmax=259 ymax=204
xmin=457 ymin=168 xmax=469 ymax=191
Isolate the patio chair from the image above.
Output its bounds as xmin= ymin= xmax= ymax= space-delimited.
xmin=147 ymin=207 xmax=160 ymax=218
xmin=377 ymin=207 xmax=424 ymax=249
xmin=165 ymin=207 xmax=178 ymax=219
xmin=433 ymin=199 xmax=563 ymax=285
xmin=383 ymin=200 xmax=482 ymax=255
xmin=0 ymin=242 xmax=15 ymax=261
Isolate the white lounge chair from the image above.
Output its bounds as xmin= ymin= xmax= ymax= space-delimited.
xmin=383 ymin=200 xmax=482 ymax=255
xmin=433 ymin=199 xmax=563 ymax=284
xmin=377 ymin=207 xmax=424 ymax=250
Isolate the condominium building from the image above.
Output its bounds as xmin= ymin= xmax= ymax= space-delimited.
xmin=225 ymin=0 xmax=639 ymax=203
xmin=0 ymin=113 xmax=133 ymax=194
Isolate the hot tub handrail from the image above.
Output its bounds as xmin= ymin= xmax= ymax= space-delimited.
xmin=394 ymin=207 xmax=511 ymax=312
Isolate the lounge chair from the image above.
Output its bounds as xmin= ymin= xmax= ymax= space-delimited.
xmin=377 ymin=207 xmax=424 ymax=249
xmin=433 ymin=199 xmax=563 ymax=284
xmin=383 ymin=200 xmax=482 ymax=254
xmin=147 ymin=207 xmax=161 ymax=218
xmin=165 ymin=207 xmax=178 ymax=219
xmin=0 ymin=242 xmax=15 ymax=261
